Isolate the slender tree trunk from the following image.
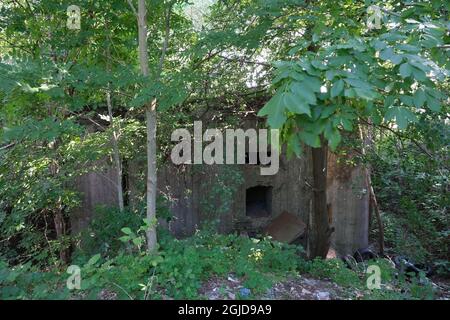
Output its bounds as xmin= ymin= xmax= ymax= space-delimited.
xmin=106 ymin=88 xmax=124 ymax=212
xmin=146 ymin=100 xmax=157 ymax=250
xmin=105 ymin=28 xmax=124 ymax=212
xmin=309 ymin=142 xmax=332 ymax=258
xmin=53 ymin=206 xmax=68 ymax=264
xmin=359 ymin=125 xmax=385 ymax=255
xmin=137 ymin=0 xmax=157 ymax=251
xmin=369 ymin=178 xmax=385 ymax=255
xmin=49 ymin=150 xmax=69 ymax=264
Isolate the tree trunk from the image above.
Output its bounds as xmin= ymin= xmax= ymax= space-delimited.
xmin=146 ymin=101 xmax=157 ymax=251
xmin=106 ymin=86 xmax=124 ymax=212
xmin=359 ymin=125 xmax=384 ymax=255
xmin=53 ymin=207 xmax=68 ymax=264
xmin=137 ymin=0 xmax=157 ymax=251
xmin=368 ymin=176 xmax=385 ymax=255
xmin=105 ymin=29 xmax=124 ymax=212
xmin=309 ymin=143 xmax=332 ymax=258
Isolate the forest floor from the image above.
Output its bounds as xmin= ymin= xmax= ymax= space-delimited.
xmin=200 ymin=274 xmax=352 ymax=300
xmin=198 ymin=274 xmax=450 ymax=300
xmin=85 ymin=272 xmax=450 ymax=300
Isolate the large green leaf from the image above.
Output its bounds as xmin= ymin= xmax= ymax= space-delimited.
xmin=324 ymin=124 xmax=341 ymax=151
xmin=426 ymin=95 xmax=441 ymax=112
xmin=330 ymin=79 xmax=344 ymax=98
xmin=413 ymin=89 xmax=426 ymax=108
xmin=287 ymin=133 xmax=302 ymax=157
xmin=258 ymin=92 xmax=287 ymax=128
xmin=290 ymin=82 xmax=317 ymax=105
xmin=298 ymin=131 xmax=321 ymax=148
xmin=399 ymin=63 xmax=412 ymax=78
xmin=380 ymin=47 xmax=403 ymax=65
xmin=284 ymin=92 xmax=311 ymax=117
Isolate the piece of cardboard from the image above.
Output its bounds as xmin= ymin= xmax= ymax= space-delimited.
xmin=264 ymin=211 xmax=306 ymax=243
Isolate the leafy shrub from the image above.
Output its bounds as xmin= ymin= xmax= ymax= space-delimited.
xmin=155 ymin=230 xmax=302 ymax=298
xmin=75 ymin=196 xmax=172 ymax=260
xmin=302 ymin=258 xmax=363 ymax=288
xmin=74 ymin=206 xmax=144 ymax=260
xmin=0 ymin=227 xmax=301 ymax=300
xmin=0 ymin=259 xmax=69 ymax=300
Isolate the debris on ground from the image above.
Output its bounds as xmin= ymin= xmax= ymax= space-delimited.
xmin=264 ymin=211 xmax=306 ymax=244
xmin=199 ymin=273 xmax=353 ymax=300
xmin=264 ymin=276 xmax=352 ymax=300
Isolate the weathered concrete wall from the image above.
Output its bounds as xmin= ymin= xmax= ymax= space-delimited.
xmin=231 ymin=150 xmax=313 ymax=235
xmin=158 ymin=164 xmax=196 ymax=236
xmin=147 ymin=148 xmax=314 ymax=237
xmin=327 ymin=152 xmax=369 ymax=255
xmin=70 ymin=132 xmax=367 ymax=256
xmin=70 ymin=166 xmax=120 ymax=234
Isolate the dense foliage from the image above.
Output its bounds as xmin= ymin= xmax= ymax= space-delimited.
xmin=369 ymin=115 xmax=449 ymax=270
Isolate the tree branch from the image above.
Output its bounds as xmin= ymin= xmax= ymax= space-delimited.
xmin=218 ymin=55 xmax=271 ymax=68
xmin=156 ymin=4 xmax=172 ymax=80
xmin=126 ymin=0 xmax=138 ymax=17
xmin=0 ymin=143 xmax=15 ymax=151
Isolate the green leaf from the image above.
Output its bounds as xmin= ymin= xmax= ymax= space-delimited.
xmin=412 ymin=67 xmax=428 ymax=82
xmin=354 ymin=88 xmax=378 ymax=100
xmin=121 ymin=227 xmax=133 ymax=235
xmin=397 ymin=44 xmax=420 ymax=53
xmin=426 ymin=96 xmax=441 ymax=112
xmin=344 ymin=88 xmax=356 ymax=98
xmin=384 ymin=95 xmax=396 ymax=108
xmin=271 ymin=69 xmax=291 ymax=84
xmin=413 ymin=89 xmax=426 ymax=108
xmin=302 ymin=77 xmax=322 ymax=93
xmin=344 ymin=78 xmax=373 ymax=91
xmin=284 ymin=92 xmax=311 ymax=117
xmin=340 ymin=118 xmax=353 ymax=131
xmin=380 ymin=47 xmax=403 ymax=65
xmin=385 ymin=106 xmax=417 ymax=129
xmin=287 ymin=133 xmax=302 ymax=157
xmin=311 ymin=60 xmax=327 ymax=70
xmin=399 ymin=95 xmax=414 ymax=107
xmin=132 ymin=237 xmax=143 ymax=246
xmin=119 ymin=236 xmax=131 ymax=243
xmin=298 ymin=131 xmax=321 ymax=148
xmin=272 ymin=69 xmax=304 ymax=84
xmin=331 ymin=79 xmax=344 ymax=98
xmin=324 ymin=126 xmax=341 ymax=151
xmin=86 ymin=254 xmax=101 ymax=267
xmin=258 ymin=92 xmax=287 ymax=128
xmin=290 ymin=82 xmax=317 ymax=105
xmin=143 ymin=218 xmax=152 ymax=227
xmin=326 ymin=70 xmax=338 ymax=81
xmin=399 ymin=63 xmax=412 ymax=78
xmin=372 ymin=112 xmax=382 ymax=125
xmin=320 ymin=105 xmax=337 ymax=119
xmin=373 ymin=40 xmax=387 ymax=51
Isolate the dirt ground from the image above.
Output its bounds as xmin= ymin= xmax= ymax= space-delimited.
xmin=198 ymin=273 xmax=450 ymax=300
xmin=199 ymin=273 xmax=357 ymax=300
